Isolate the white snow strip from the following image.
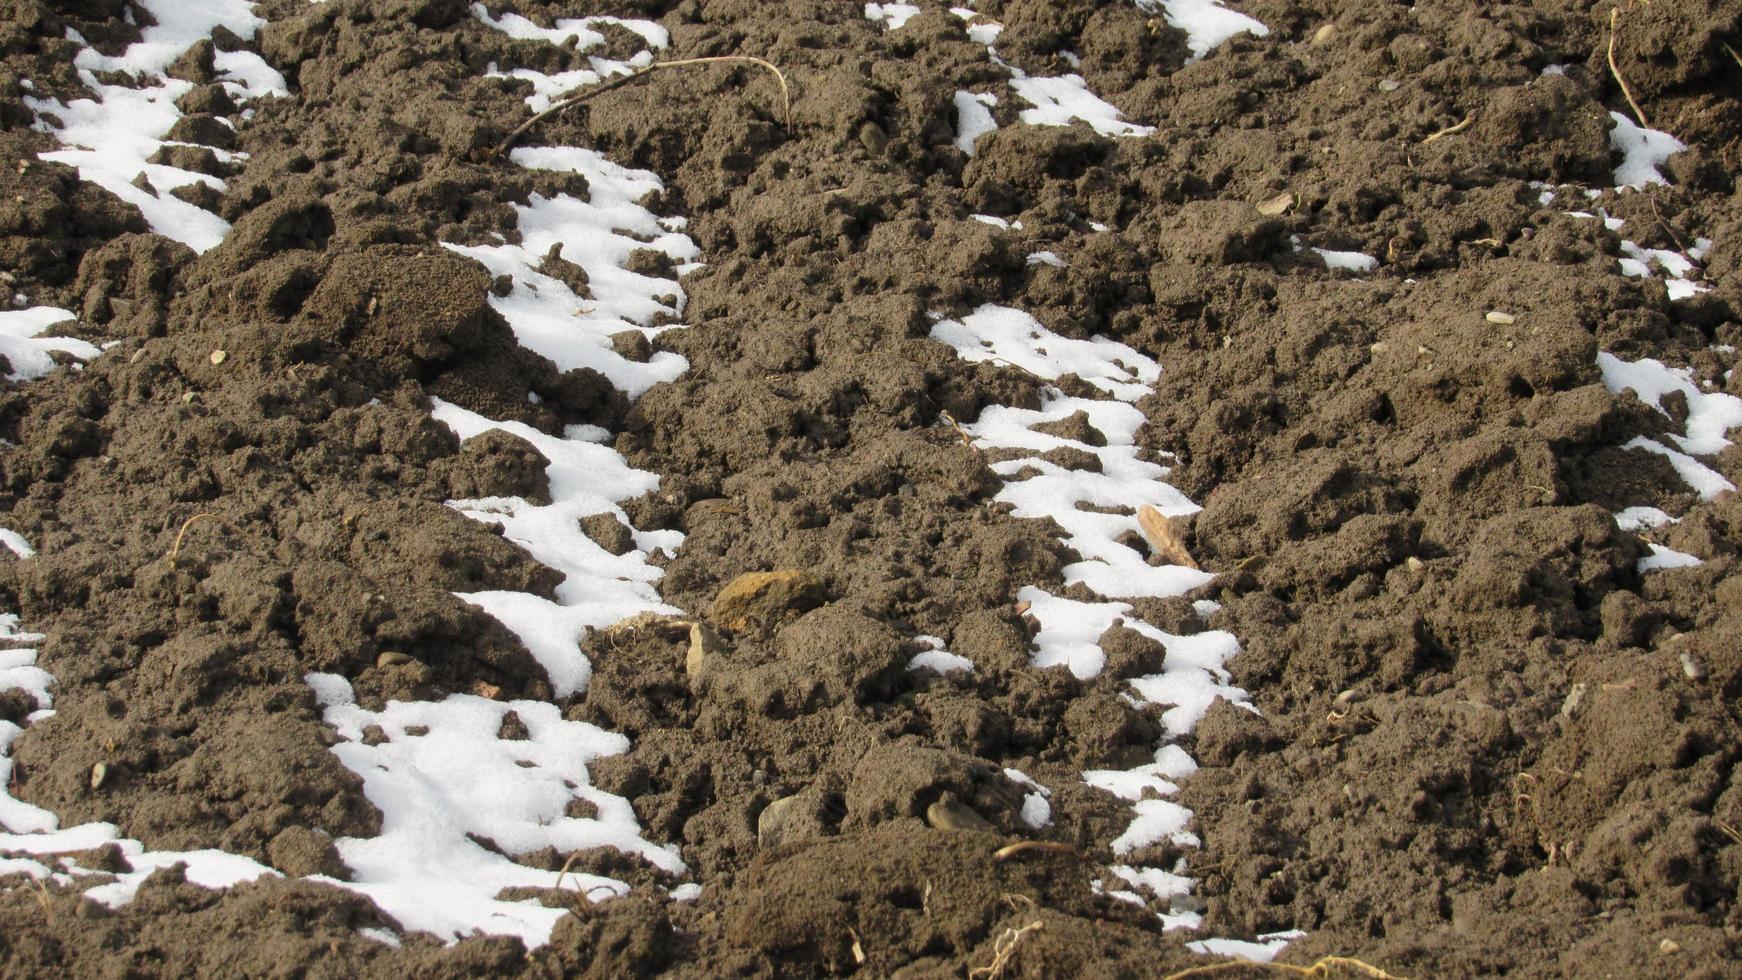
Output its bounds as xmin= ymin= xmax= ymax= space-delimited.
xmin=309 ymin=673 xmax=682 ymax=948
xmin=1638 ymin=543 xmax=1701 ymax=573
xmin=1614 ymin=506 xmax=1676 ymax=532
xmin=1312 ymin=248 xmax=1378 ymax=273
xmin=1609 ymin=112 xmax=1684 ymax=191
xmin=969 ymin=396 xmax=1212 ymax=599
xmin=908 ymin=634 xmax=973 ymax=674
xmin=954 ymin=10 xmax=1154 ymax=138
xmin=470 ymin=3 xmax=668 ymax=50
xmin=0 ymin=529 xmax=33 ymax=559
xmin=1598 ymin=353 xmax=1742 ymax=458
xmin=1621 ymin=436 xmax=1735 ymax=500
xmin=445 ymin=147 xmax=697 ymax=400
xmin=299 ymin=12 xmax=693 ymax=948
xmin=953 ymin=91 xmax=998 ymax=154
xmin=930 ymin=304 xmax=1159 ymax=402
xmin=27 ymin=0 xmax=285 ymax=252
xmin=1008 ymin=73 xmax=1155 ymax=138
xmin=1137 ymin=0 xmax=1270 ymax=61
xmin=935 ymin=292 xmax=1264 ymax=939
xmin=1026 ymin=250 xmax=1066 ymax=269
xmin=1002 ymin=768 xmax=1053 ymax=829
xmin=0 ymin=307 xmax=100 ymax=382
xmin=432 ymin=402 xmax=681 ymax=699
xmin=1188 ymin=931 xmax=1306 ymax=962
xmin=864 ymin=3 xmax=921 ymax=30
xmin=1618 ymin=241 xmax=1707 ymax=299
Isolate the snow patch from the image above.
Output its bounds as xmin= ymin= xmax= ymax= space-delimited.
xmin=0 ymin=308 xmax=100 ymax=382
xmin=1609 ymin=112 xmax=1684 ymax=190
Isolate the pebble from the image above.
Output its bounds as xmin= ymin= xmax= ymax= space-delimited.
xmin=757 ymin=795 xmax=802 ymax=849
xmin=1658 ymin=938 xmax=1681 ymax=955
xmin=209 ymin=349 xmax=227 ymax=365
xmin=1679 ymin=652 xmax=1705 ymax=681
xmin=926 ymin=798 xmax=993 ymax=832
xmin=1485 ymin=310 xmax=1517 ymax=325
xmin=1256 ymin=191 xmax=1294 ymax=216
xmin=686 ymin=622 xmax=723 ymax=678
xmin=376 ymin=650 xmax=416 ymax=668
xmin=1405 ymin=556 xmax=1424 ymax=571
xmin=711 ymin=569 xmax=826 ymax=632
xmin=1559 ymin=682 xmax=1588 ymax=719
xmin=1311 ymin=24 xmax=1337 ymax=46
xmin=89 ymin=762 xmax=108 ymax=790
xmin=1378 ymin=79 xmax=1401 ymax=92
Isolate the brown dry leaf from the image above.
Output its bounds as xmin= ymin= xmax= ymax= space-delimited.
xmin=1137 ymin=505 xmax=1199 ymax=569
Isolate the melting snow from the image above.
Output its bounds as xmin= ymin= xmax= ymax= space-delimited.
xmin=0 ymin=308 xmax=100 ymax=382
xmin=1609 ymin=112 xmax=1684 ymax=191
xmin=26 ymin=0 xmax=285 ymax=252
xmin=1136 ymin=0 xmax=1270 ymax=61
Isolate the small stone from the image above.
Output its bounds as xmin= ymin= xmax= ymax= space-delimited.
xmin=1679 ymin=652 xmax=1706 ymax=681
xmin=1378 ymin=79 xmax=1401 ymax=92
xmin=926 ymin=798 xmax=993 ymax=832
xmin=1405 ymin=556 xmax=1424 ymax=571
xmin=209 ymin=349 xmax=227 ymax=365
xmin=1560 ymin=682 xmax=1588 ymax=719
xmin=181 ymin=391 xmax=199 ymax=404
xmin=1310 ymin=23 xmax=1337 ymax=46
xmin=89 ymin=762 xmax=108 ymax=790
xmin=711 ymin=569 xmax=826 ymax=632
xmin=686 ymin=621 xmax=723 ymax=678
xmin=1658 ymin=938 xmax=1681 ymax=955
xmin=1485 ymin=310 xmax=1516 ymax=325
xmin=757 ymin=795 xmax=802 ymax=849
xmin=1369 ymin=341 xmax=1389 ymax=354
xmin=1333 ymin=689 xmax=1358 ymax=709
xmin=857 ymin=121 xmax=888 ymax=154
xmin=1256 ymin=191 xmax=1294 ymax=216
xmin=376 ymin=650 xmax=416 ymax=668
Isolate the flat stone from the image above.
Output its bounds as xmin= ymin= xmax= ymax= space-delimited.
xmin=711 ymin=570 xmax=826 ymax=632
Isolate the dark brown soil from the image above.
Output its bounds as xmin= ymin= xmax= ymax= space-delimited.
xmin=0 ymin=0 xmax=1739 ymax=976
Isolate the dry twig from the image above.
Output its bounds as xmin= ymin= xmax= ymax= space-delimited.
xmin=494 ymin=55 xmax=792 ymax=158
xmin=1163 ymin=955 xmax=1408 ymax=979
xmin=1607 ymin=7 xmax=1650 ymax=129
xmin=993 ymin=840 xmax=1080 ymax=861
xmin=1420 ymin=115 xmax=1473 ymax=144
xmin=168 ymin=513 xmax=216 ymax=564
xmin=968 ymin=920 xmax=1044 ymax=980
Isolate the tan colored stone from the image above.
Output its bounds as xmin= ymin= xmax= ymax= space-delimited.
xmin=711 ymin=569 xmax=826 ymax=632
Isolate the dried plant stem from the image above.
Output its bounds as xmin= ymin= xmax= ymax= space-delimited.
xmin=494 ymin=55 xmax=791 ymax=158
xmin=168 ymin=513 xmax=215 ymax=563
xmin=1607 ymin=7 xmax=1650 ymax=129
xmin=1420 ymin=114 xmax=1472 ymax=144
xmin=992 ymin=840 xmax=1079 ymax=861
xmin=1163 ymin=955 xmax=1408 ymax=980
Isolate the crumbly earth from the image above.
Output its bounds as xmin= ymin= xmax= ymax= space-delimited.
xmin=0 ymin=0 xmax=1739 ymax=976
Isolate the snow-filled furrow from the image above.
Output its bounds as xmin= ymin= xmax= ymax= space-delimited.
xmin=1538 ymin=117 xmax=1737 ymax=569
xmin=25 ymin=0 xmax=286 ymax=253
xmin=0 ymin=8 xmax=290 ymax=913
xmin=930 ymin=303 xmax=1255 ymax=931
xmin=292 ymin=7 xmax=701 ymax=948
